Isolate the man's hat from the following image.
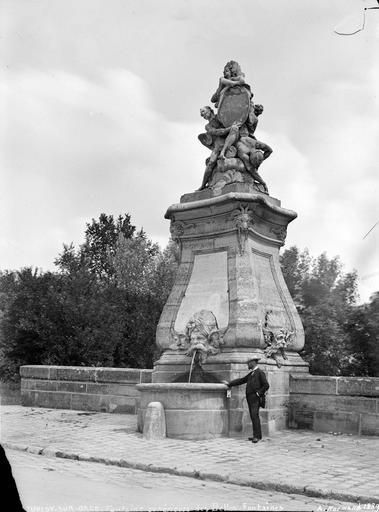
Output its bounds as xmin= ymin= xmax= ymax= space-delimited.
xmin=248 ymin=353 xmax=261 ymax=362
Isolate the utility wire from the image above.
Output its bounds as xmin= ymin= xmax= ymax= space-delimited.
xmin=363 ymin=220 xmax=379 ymax=240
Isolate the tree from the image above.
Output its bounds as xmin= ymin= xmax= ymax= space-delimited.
xmin=108 ymin=232 xmax=179 ymax=367
xmin=280 ymin=246 xmax=310 ymax=303
xmin=151 ymin=240 xmax=180 ymax=300
xmin=0 ymin=268 xmax=65 ymax=380
xmin=0 ymin=266 xmax=127 ymax=381
xmin=5 ymin=214 xmax=374 ymax=381
xmin=280 ymin=246 xmax=361 ymax=376
xmin=0 ymin=213 xmax=181 ymax=380
xmin=82 ymin=213 xmax=135 ymax=279
xmin=110 ymin=230 xmax=160 ymax=294
xmin=345 ymin=292 xmax=379 ymax=376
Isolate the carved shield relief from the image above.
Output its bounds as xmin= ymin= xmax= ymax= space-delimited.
xmin=217 ymin=86 xmax=251 ymax=128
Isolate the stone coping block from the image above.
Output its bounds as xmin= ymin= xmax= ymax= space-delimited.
xmin=289 ymin=375 xmax=337 ymax=395
xmin=155 ymin=350 xmax=309 ymax=367
xmin=19 ymin=366 xmax=153 ymax=414
xmin=337 ymin=377 xmax=379 ymax=397
xmin=166 ymin=191 xmax=295 ymax=220
xmin=20 ymin=365 xmax=51 ymax=380
xmin=137 ymin=383 xmax=228 ymax=393
xmin=22 ymin=379 xmax=140 ymax=397
xmin=290 ymin=375 xmax=379 ymax=397
xmin=290 ymin=393 xmax=377 ymax=414
xmin=21 ymin=389 xmax=136 ymax=414
xmin=20 ymin=365 xmax=152 ymax=384
xmin=180 ymin=183 xmax=281 ymax=207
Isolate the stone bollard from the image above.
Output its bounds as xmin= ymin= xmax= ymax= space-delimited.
xmin=143 ymin=401 xmax=166 ymax=440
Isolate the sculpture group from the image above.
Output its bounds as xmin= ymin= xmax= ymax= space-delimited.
xmin=164 ymin=61 xmax=299 ymax=372
xmin=198 ymin=61 xmax=272 ymax=193
xmin=139 ymin=59 xmax=307 ymax=440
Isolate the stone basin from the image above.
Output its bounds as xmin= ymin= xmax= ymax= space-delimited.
xmin=136 ymin=383 xmax=228 ymax=440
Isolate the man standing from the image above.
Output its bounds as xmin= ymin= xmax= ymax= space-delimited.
xmin=226 ymin=355 xmax=269 ymax=443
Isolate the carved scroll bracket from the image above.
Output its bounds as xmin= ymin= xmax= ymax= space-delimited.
xmin=233 ymin=205 xmax=253 ymax=255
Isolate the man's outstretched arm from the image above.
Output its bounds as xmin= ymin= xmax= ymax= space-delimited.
xmin=226 ymin=373 xmax=250 ymax=388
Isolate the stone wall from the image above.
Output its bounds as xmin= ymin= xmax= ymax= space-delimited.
xmin=289 ymin=375 xmax=379 ymax=436
xmin=0 ymin=381 xmax=21 ymax=405
xmin=20 ymin=366 xmax=379 ymax=437
xmin=20 ymin=365 xmax=152 ymax=414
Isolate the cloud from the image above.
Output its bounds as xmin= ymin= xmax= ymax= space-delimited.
xmin=1 ymin=0 xmax=378 ymax=301
xmin=1 ymin=63 xmax=378 ymax=302
xmin=0 ymin=68 xmax=204 ymax=270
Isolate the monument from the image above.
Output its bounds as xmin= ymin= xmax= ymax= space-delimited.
xmin=137 ymin=61 xmax=309 ymax=439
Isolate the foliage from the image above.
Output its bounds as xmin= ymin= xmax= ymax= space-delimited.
xmin=280 ymin=246 xmax=378 ymax=376
xmin=110 ymin=230 xmax=160 ymax=294
xmin=1 ymin=214 xmax=376 ymax=381
xmin=55 ymin=213 xmax=136 ymax=278
xmin=344 ymin=292 xmax=379 ymax=377
xmin=0 ymin=213 xmax=179 ymax=381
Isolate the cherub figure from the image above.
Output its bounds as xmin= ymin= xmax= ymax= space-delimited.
xmin=236 ymin=135 xmax=272 ymax=193
xmin=245 ymin=103 xmax=264 ymax=138
xmin=184 ymin=310 xmax=223 ymax=365
xmin=218 ymin=103 xmax=265 ymax=160
xmin=197 ymin=106 xmax=231 ymax=190
xmin=211 ymin=61 xmax=251 ymax=108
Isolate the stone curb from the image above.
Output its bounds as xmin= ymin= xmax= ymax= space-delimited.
xmin=3 ymin=441 xmax=378 ymax=505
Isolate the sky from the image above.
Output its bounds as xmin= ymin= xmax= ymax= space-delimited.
xmin=1 ymin=0 xmax=378 ymax=303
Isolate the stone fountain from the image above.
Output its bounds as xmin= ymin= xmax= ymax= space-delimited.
xmin=137 ymin=61 xmax=309 ymax=439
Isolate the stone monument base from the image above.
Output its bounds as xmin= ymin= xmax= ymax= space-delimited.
xmin=149 ymin=350 xmax=309 ymax=437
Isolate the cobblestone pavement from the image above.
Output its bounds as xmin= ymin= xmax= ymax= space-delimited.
xmin=6 ymin=448 xmax=369 ymax=512
xmin=1 ymin=406 xmax=378 ymax=505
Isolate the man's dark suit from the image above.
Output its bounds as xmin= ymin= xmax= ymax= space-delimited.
xmin=228 ymin=367 xmax=269 ymax=439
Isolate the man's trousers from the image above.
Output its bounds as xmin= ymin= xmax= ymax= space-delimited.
xmin=247 ymin=394 xmax=262 ymax=439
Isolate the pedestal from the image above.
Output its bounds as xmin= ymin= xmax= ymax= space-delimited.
xmin=141 ymin=184 xmax=309 ymax=436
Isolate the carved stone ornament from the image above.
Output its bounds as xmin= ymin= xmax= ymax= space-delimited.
xmin=170 ymin=221 xmax=185 ymax=242
xmin=233 ymin=205 xmax=253 ymax=255
xmin=269 ymin=225 xmax=287 ymax=239
xmin=197 ymin=61 xmax=272 ymax=195
xmin=169 ymin=328 xmax=189 ymax=351
xmin=262 ymin=310 xmax=294 ymax=368
xmin=169 ymin=310 xmax=224 ymax=365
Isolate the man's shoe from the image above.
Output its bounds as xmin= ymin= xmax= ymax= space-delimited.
xmin=252 ymin=437 xmax=260 ymax=443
